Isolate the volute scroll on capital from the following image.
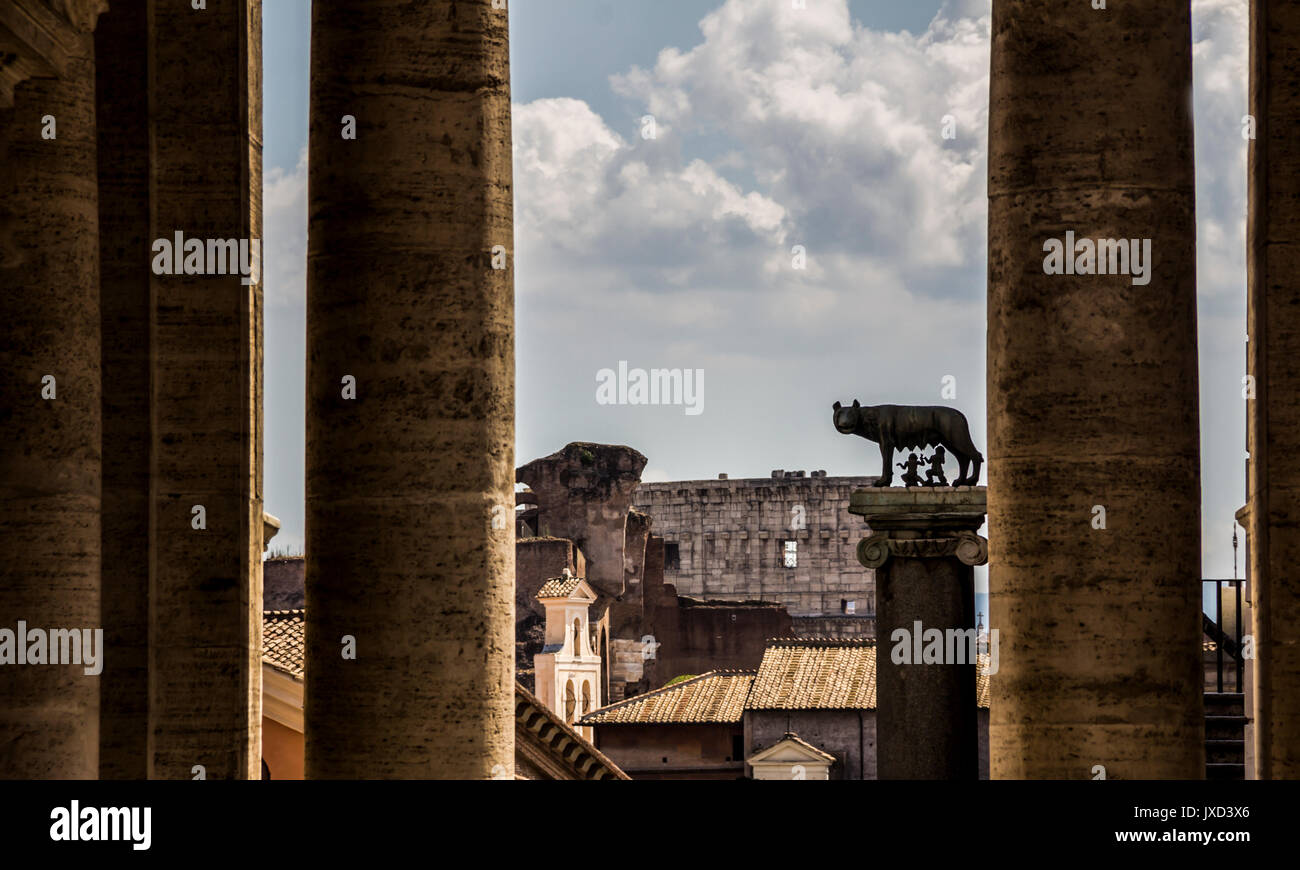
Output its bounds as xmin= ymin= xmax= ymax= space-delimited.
xmin=856 ymin=530 xmax=988 ymax=569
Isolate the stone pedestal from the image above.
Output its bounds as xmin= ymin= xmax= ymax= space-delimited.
xmin=850 ymin=487 xmax=988 ymax=780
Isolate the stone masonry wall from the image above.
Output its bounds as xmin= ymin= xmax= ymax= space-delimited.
xmin=632 ymin=473 xmax=876 ymax=620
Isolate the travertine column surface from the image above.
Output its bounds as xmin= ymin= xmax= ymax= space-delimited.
xmin=1247 ymin=0 xmax=1300 ymax=779
xmin=94 ymin=0 xmax=151 ymax=780
xmin=0 ymin=9 xmax=102 ymax=779
xmin=146 ymin=0 xmax=264 ymax=780
xmin=306 ymin=0 xmax=516 ymax=778
xmin=987 ymin=0 xmax=1204 ymax=778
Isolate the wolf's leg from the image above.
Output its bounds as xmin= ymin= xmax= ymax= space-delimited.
xmin=874 ymin=440 xmax=893 ymax=486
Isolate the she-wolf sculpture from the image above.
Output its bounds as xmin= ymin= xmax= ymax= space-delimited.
xmin=832 ymin=400 xmax=983 ymax=487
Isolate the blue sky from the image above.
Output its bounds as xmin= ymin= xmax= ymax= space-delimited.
xmin=262 ymin=1 xmax=1250 ymax=608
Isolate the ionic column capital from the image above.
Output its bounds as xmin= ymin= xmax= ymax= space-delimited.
xmin=0 ymin=0 xmax=108 ymax=107
xmin=48 ymin=0 xmax=108 ymax=32
xmin=856 ymin=530 xmax=988 ymax=569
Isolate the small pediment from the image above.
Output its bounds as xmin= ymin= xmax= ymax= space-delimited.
xmin=748 ymin=733 xmax=836 ymax=765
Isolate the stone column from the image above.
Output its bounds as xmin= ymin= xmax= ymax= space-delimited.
xmin=1246 ymin=0 xmax=1300 ymax=779
xmin=93 ymin=0 xmax=150 ymax=780
xmin=0 ymin=0 xmax=106 ymax=779
xmin=988 ymin=0 xmax=1204 ymax=778
xmin=306 ymin=0 xmax=515 ymax=778
xmin=145 ymin=0 xmax=264 ymax=779
xmin=851 ymin=488 xmax=987 ymax=779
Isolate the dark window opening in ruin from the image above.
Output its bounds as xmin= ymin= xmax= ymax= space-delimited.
xmin=842 ymin=599 xmax=856 ymax=615
xmin=783 ymin=540 xmax=798 ymax=568
xmin=664 ymin=542 xmax=680 ymax=570
xmin=732 ymin=735 xmax=744 ymax=761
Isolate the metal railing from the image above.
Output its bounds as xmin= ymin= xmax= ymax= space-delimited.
xmin=1202 ymin=579 xmax=1244 ymax=694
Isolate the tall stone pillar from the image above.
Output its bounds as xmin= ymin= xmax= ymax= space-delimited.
xmin=851 ymin=488 xmax=987 ymax=779
xmin=306 ymin=0 xmax=515 ymax=778
xmin=987 ymin=1 xmax=1204 ymax=778
xmin=94 ymin=0 xmax=151 ymax=780
xmin=0 ymin=0 xmax=106 ymax=779
xmin=1246 ymin=0 xmax=1300 ymax=779
xmin=144 ymin=0 xmax=264 ymax=779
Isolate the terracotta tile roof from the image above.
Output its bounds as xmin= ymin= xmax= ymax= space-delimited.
xmin=263 ymin=609 xmax=305 ymax=679
xmin=748 ymin=638 xmax=877 ymax=709
xmin=580 ymin=671 xmax=756 ymax=725
xmin=749 ymin=638 xmax=992 ymax=710
xmin=536 ymin=575 xmax=583 ymax=599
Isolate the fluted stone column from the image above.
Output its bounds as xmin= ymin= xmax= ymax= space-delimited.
xmin=988 ymin=0 xmax=1204 ymax=779
xmin=1246 ymin=0 xmax=1300 ymax=779
xmin=144 ymin=0 xmax=264 ymax=779
xmin=306 ymin=0 xmax=515 ymax=778
xmin=0 ymin=0 xmax=106 ymax=779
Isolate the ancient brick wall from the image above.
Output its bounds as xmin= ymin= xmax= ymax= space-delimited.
xmin=263 ymin=556 xmax=305 ymax=611
xmin=515 ymin=538 xmax=586 ymax=680
xmin=745 ymin=709 xmax=875 ymax=780
xmin=632 ymin=473 xmax=876 ymax=620
xmin=591 ymin=723 xmax=744 ymax=780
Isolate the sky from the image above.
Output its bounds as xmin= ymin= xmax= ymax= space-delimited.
xmin=262 ymin=1 xmax=1251 ymax=606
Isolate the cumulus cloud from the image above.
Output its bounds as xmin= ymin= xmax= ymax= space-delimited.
xmin=512 ymin=0 xmax=994 ymax=503
xmin=263 ymin=146 xmax=307 ymax=309
xmin=513 ymin=0 xmax=992 ymax=375
xmin=511 ymin=0 xmax=1248 ymax=580
xmin=607 ymin=0 xmax=990 ymax=275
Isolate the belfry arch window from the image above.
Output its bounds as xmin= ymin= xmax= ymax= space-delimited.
xmin=565 ymin=679 xmax=576 ymax=723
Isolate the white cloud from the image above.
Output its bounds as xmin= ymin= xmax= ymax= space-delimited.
xmin=513 ymin=0 xmax=993 ymax=491
xmin=263 ymin=146 xmax=308 ymax=309
xmin=512 ymin=0 xmax=1250 ymax=584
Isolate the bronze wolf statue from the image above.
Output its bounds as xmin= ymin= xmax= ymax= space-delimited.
xmin=832 ymin=400 xmax=983 ymax=487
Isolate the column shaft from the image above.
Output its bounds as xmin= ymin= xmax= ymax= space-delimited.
xmin=94 ymin=0 xmax=151 ymax=779
xmin=305 ymin=0 xmax=516 ymax=778
xmin=987 ymin=0 xmax=1204 ymax=778
xmin=146 ymin=0 xmax=264 ymax=779
xmin=876 ymin=557 xmax=977 ymax=779
xmin=0 ymin=29 xmax=101 ymax=779
xmin=1247 ymin=0 xmax=1300 ymax=779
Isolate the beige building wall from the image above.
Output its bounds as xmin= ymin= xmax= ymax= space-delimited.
xmin=633 ymin=475 xmax=876 ymax=617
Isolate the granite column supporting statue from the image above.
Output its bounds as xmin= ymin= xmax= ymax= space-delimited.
xmin=852 ymin=489 xmax=988 ymax=780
